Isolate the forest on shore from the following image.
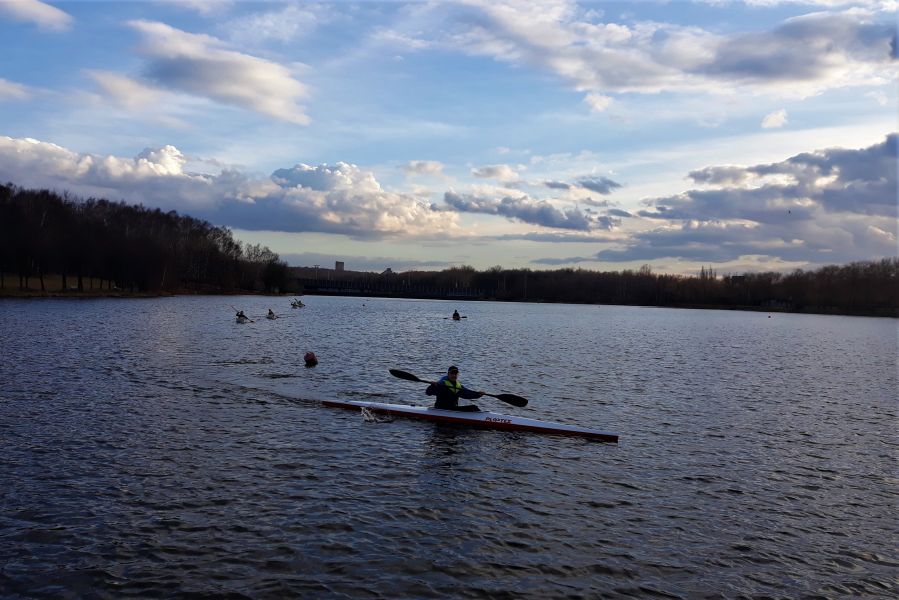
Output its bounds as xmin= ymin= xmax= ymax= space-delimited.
xmin=0 ymin=183 xmax=293 ymax=295
xmin=2 ymin=183 xmax=896 ymax=316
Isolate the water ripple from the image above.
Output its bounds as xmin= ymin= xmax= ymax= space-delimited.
xmin=0 ymin=297 xmax=896 ymax=598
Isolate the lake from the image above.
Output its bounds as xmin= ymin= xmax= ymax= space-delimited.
xmin=1 ymin=296 xmax=896 ymax=598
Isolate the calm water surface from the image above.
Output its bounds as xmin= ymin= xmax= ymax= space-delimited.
xmin=1 ymin=296 xmax=896 ymax=598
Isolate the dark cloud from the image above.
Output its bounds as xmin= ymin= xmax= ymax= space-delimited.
xmin=544 ymin=180 xmax=571 ymax=190
xmin=487 ymin=232 xmax=618 ymax=243
xmin=700 ymin=13 xmax=897 ymax=83
xmin=577 ymin=175 xmax=622 ymax=195
xmin=643 ymin=134 xmax=897 ymax=222
xmin=531 ymin=256 xmax=593 ymax=265
xmin=443 ymin=190 xmax=599 ymax=231
xmin=601 ymin=134 xmax=897 ymax=265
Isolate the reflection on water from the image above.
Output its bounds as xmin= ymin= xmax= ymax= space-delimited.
xmin=0 ymin=296 xmax=896 ymax=598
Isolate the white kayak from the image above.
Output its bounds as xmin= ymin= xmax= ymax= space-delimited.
xmin=322 ymin=399 xmax=618 ymax=442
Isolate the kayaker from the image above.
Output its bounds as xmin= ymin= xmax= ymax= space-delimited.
xmin=268 ymin=309 xmax=276 ymax=318
xmin=452 ymin=309 xmax=461 ymax=320
xmin=236 ymin=310 xmax=247 ymax=320
xmin=426 ymin=365 xmax=484 ymax=412
xmin=304 ymin=351 xmax=318 ymax=367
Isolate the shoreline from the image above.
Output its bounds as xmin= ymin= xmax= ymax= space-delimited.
xmin=1 ymin=289 xmax=894 ymax=318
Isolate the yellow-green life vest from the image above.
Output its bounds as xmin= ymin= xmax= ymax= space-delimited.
xmin=443 ymin=378 xmax=462 ymax=395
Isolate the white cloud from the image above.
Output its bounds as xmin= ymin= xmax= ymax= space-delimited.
xmin=0 ymin=136 xmax=452 ymax=238
xmin=0 ymin=0 xmax=72 ymax=31
xmin=272 ymin=162 xmax=382 ymax=193
xmin=399 ymin=1 xmax=898 ymax=107
xmin=0 ymin=78 xmax=30 ymax=100
xmin=583 ymin=92 xmax=613 ymax=112
xmin=86 ymin=71 xmax=165 ymax=111
xmin=762 ymin=108 xmax=789 ymax=129
xmin=162 ymin=0 xmax=234 ymax=16
xmin=401 ymin=160 xmax=445 ymax=177
xmin=127 ymin=20 xmax=311 ymax=124
xmin=220 ymin=3 xmax=326 ymax=44
xmin=738 ymin=1 xmax=897 ymax=9
xmin=865 ymin=90 xmax=889 ymax=105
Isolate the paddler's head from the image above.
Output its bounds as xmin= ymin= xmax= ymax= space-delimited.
xmin=447 ymin=366 xmax=459 ymax=380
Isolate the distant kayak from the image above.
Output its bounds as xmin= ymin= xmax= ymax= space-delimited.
xmin=236 ymin=316 xmax=249 ymax=324
xmin=322 ymin=399 xmax=618 ymax=442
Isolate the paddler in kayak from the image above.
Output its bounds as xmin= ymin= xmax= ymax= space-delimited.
xmin=452 ymin=309 xmax=461 ymax=320
xmin=426 ymin=365 xmax=484 ymax=412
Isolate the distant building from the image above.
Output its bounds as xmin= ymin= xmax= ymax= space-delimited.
xmin=335 ymin=261 xmax=344 ymax=272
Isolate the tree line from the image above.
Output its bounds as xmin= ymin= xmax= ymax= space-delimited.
xmin=3 ymin=183 xmax=894 ymax=316
xmin=301 ymin=260 xmax=897 ymax=317
xmin=406 ymin=261 xmax=897 ymax=316
xmin=0 ymin=183 xmax=293 ymax=294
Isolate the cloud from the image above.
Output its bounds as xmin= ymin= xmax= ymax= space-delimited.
xmin=161 ymin=0 xmax=234 ymax=16
xmin=601 ymin=133 xmax=898 ymax=264
xmin=0 ymin=136 xmax=451 ymax=239
xmin=762 ymin=108 xmax=788 ymax=129
xmin=401 ymin=160 xmax=445 ymax=177
xmin=0 ymin=0 xmax=72 ymax=31
xmin=584 ymin=92 xmax=613 ymax=112
xmin=86 ymin=71 xmax=166 ymax=111
xmin=543 ymin=180 xmax=571 ymax=190
xmin=403 ymin=2 xmax=897 ymax=107
xmin=442 ymin=190 xmax=618 ymax=231
xmin=471 ymin=164 xmax=521 ymax=181
xmin=127 ymin=20 xmax=311 ymax=124
xmin=488 ymin=231 xmax=619 ymax=243
xmin=220 ymin=3 xmax=327 ymax=44
xmin=577 ymin=175 xmax=622 ymax=194
xmin=272 ymin=162 xmax=381 ymax=192
xmin=0 ymin=136 xmax=258 ymax=210
xmin=0 ymin=78 xmax=30 ymax=101
xmin=865 ymin=90 xmax=889 ymax=105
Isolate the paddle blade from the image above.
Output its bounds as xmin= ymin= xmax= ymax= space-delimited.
xmin=389 ymin=369 xmax=426 ymax=384
xmin=487 ymin=392 xmax=528 ymax=408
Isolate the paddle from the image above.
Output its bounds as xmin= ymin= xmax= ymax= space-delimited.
xmin=389 ymin=368 xmax=528 ymax=408
xmin=230 ymin=305 xmax=255 ymax=323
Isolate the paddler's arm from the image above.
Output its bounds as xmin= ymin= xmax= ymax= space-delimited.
xmin=459 ymin=386 xmax=484 ymax=400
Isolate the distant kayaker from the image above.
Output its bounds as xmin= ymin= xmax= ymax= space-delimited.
xmin=452 ymin=309 xmax=461 ymax=320
xmin=268 ymin=309 xmax=276 ymax=319
xmin=304 ymin=351 xmax=318 ymax=367
xmin=236 ymin=310 xmax=247 ymax=319
xmin=426 ymin=365 xmax=484 ymax=412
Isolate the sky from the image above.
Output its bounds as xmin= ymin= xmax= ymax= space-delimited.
xmin=0 ymin=0 xmax=896 ymax=275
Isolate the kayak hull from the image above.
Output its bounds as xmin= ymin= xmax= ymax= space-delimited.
xmin=322 ymin=399 xmax=618 ymax=442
